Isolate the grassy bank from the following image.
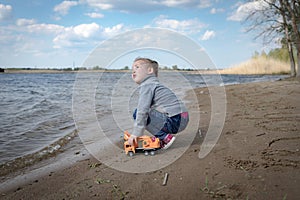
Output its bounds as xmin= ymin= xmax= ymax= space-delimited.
xmin=220 ymin=57 xmax=291 ymax=75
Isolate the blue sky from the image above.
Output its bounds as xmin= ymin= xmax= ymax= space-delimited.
xmin=0 ymin=0 xmax=275 ymax=69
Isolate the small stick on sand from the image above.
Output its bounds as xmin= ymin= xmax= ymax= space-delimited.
xmin=162 ymin=173 xmax=169 ymax=186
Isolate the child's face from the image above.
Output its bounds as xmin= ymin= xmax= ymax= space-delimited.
xmin=132 ymin=60 xmax=153 ymax=84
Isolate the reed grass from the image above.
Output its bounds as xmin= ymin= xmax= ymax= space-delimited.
xmin=220 ymin=57 xmax=291 ymax=75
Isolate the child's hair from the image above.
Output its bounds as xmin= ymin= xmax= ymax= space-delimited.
xmin=134 ymin=57 xmax=159 ymax=77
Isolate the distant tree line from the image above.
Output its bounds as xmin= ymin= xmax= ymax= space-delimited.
xmin=253 ymin=47 xmax=297 ymax=63
xmin=2 ymin=64 xmax=199 ymax=72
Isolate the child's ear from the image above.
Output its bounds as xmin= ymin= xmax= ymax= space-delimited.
xmin=147 ymin=67 xmax=154 ymax=74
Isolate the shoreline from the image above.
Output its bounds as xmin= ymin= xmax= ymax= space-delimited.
xmin=0 ymin=129 xmax=79 ymax=177
xmin=0 ymin=135 xmax=90 ymax=192
xmin=1 ymin=77 xmax=299 ymax=199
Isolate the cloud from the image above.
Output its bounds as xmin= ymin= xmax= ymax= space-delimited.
xmin=53 ymin=23 xmax=100 ymax=48
xmin=102 ymin=24 xmax=125 ymax=37
xmin=0 ymin=22 xmax=64 ymax=58
xmin=159 ymin=0 xmax=190 ymax=7
xmin=151 ymin=15 xmax=206 ymax=34
xmin=153 ymin=0 xmax=213 ymax=9
xmin=15 ymin=18 xmax=65 ymax=34
xmin=196 ymin=0 xmax=213 ymax=8
xmin=3 ymin=18 xmax=104 ymax=51
xmin=81 ymin=0 xmax=213 ymax=13
xmin=54 ymin=0 xmax=79 ymax=15
xmin=2 ymin=13 xmax=127 ymax=51
xmin=16 ymin=18 xmax=37 ymax=26
xmin=210 ymin=7 xmax=225 ymax=14
xmin=201 ymin=30 xmax=215 ymax=40
xmin=28 ymin=24 xmax=65 ymax=34
xmin=0 ymin=4 xmax=12 ymax=21
xmin=85 ymin=12 xmax=104 ymax=18
xmin=82 ymin=0 xmax=114 ymax=10
xmin=53 ymin=23 xmax=127 ymax=48
xmin=74 ymin=23 xmax=100 ymax=37
xmin=227 ymin=1 xmax=267 ymax=22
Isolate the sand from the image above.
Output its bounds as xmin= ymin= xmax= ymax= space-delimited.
xmin=1 ymin=77 xmax=299 ymax=200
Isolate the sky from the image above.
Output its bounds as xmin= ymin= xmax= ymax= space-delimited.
xmin=0 ymin=0 xmax=276 ymax=69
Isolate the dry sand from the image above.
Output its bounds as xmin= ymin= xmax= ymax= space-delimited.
xmin=1 ymin=77 xmax=299 ymax=200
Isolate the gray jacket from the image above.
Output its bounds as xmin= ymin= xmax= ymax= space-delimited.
xmin=132 ymin=75 xmax=187 ymax=136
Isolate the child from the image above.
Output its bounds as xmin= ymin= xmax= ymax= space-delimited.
xmin=128 ymin=57 xmax=189 ymax=150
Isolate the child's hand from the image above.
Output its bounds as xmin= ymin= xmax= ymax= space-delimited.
xmin=128 ymin=135 xmax=137 ymax=146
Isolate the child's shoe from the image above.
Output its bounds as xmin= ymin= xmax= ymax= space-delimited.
xmin=161 ymin=134 xmax=175 ymax=150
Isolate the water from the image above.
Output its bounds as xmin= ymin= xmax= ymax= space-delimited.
xmin=0 ymin=73 xmax=76 ymax=164
xmin=0 ymin=72 xmax=287 ymax=165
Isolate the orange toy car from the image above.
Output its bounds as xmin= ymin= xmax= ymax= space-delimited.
xmin=124 ymin=131 xmax=161 ymax=156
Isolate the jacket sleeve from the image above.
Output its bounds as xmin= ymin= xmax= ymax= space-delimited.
xmin=132 ymin=83 xmax=154 ymax=137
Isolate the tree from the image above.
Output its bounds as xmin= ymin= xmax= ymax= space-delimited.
xmin=261 ymin=50 xmax=267 ymax=58
xmin=172 ymin=65 xmax=178 ymax=70
xmin=268 ymin=47 xmax=290 ymax=62
xmin=274 ymin=0 xmax=297 ymax=76
xmin=244 ymin=0 xmax=300 ymax=77
xmin=252 ymin=50 xmax=260 ymax=58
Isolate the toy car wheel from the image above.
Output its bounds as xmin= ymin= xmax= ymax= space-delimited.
xmin=128 ymin=152 xmax=134 ymax=157
xmin=144 ymin=151 xmax=149 ymax=156
xmin=150 ymin=151 xmax=155 ymax=156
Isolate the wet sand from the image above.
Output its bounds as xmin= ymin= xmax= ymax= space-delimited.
xmin=1 ymin=77 xmax=299 ymax=200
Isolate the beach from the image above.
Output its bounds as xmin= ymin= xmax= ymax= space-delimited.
xmin=1 ymin=77 xmax=299 ymax=200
